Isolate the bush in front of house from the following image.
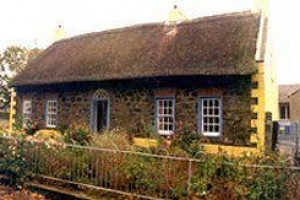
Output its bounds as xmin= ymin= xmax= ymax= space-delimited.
xmin=34 ymin=129 xmax=63 ymax=142
xmin=63 ymin=124 xmax=91 ymax=145
xmin=0 ymin=130 xmax=295 ymax=199
xmin=88 ymin=130 xmax=132 ymax=150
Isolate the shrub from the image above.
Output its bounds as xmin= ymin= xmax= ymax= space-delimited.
xmin=169 ymin=126 xmax=202 ymax=158
xmin=64 ymin=125 xmax=91 ymax=145
xmin=0 ymin=135 xmax=30 ymax=186
xmin=0 ymin=133 xmax=294 ymax=199
xmin=34 ymin=129 xmax=63 ymax=142
xmin=24 ymin=120 xmax=40 ymax=135
xmin=89 ymin=130 xmax=132 ymax=150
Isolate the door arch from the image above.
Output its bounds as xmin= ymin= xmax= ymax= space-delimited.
xmin=91 ymin=89 xmax=110 ymax=132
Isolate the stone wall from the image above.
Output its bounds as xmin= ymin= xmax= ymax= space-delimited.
xmin=15 ymin=76 xmax=252 ymax=146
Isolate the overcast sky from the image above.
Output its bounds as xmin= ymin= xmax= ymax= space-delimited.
xmin=0 ymin=0 xmax=299 ymax=84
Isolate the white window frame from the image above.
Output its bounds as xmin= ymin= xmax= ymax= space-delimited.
xmin=156 ymin=98 xmax=175 ymax=135
xmin=46 ymin=99 xmax=58 ymax=128
xmin=22 ymin=99 xmax=32 ymax=125
xmin=198 ymin=97 xmax=222 ymax=137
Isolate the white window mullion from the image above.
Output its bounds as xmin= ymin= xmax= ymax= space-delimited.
xmin=156 ymin=98 xmax=175 ymax=135
xmin=46 ymin=99 xmax=58 ymax=128
xmin=199 ymin=97 xmax=222 ymax=137
xmin=22 ymin=100 xmax=32 ymax=125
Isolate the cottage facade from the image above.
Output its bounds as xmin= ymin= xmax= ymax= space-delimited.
xmin=279 ymin=84 xmax=300 ymax=122
xmin=11 ymin=11 xmax=278 ymax=155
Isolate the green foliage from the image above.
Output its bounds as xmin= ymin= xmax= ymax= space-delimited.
xmin=24 ymin=120 xmax=40 ymax=135
xmin=0 ymin=135 xmax=30 ymax=186
xmin=170 ymin=126 xmax=203 ymax=157
xmin=89 ymin=130 xmax=132 ymax=150
xmin=15 ymin=115 xmax=23 ymax=131
xmin=127 ymin=121 xmax=158 ymax=139
xmin=0 ymin=133 xmax=294 ymax=199
xmin=0 ymin=46 xmax=28 ymax=73
xmin=57 ymin=123 xmax=68 ymax=135
xmin=63 ymin=126 xmax=91 ymax=145
xmin=0 ymin=73 xmax=10 ymax=111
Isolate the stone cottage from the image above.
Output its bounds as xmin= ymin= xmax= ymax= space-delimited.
xmin=11 ymin=11 xmax=277 ymax=155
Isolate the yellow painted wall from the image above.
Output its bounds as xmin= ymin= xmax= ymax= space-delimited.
xmin=251 ymin=63 xmax=266 ymax=151
xmin=264 ymin=47 xmax=279 ymax=121
xmin=202 ymin=144 xmax=260 ymax=157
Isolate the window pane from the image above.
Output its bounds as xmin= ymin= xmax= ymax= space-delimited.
xmin=156 ymin=98 xmax=175 ymax=134
xmin=215 ymin=117 xmax=219 ymax=124
xmin=159 ymin=108 xmax=163 ymax=114
xmin=164 ymin=124 xmax=168 ymax=130
xmin=47 ymin=100 xmax=58 ymax=127
xmin=159 ymin=100 xmax=163 ymax=107
xmin=204 ymin=125 xmax=208 ymax=132
xmin=164 ymin=101 xmax=168 ymax=107
xmin=209 ymin=125 xmax=213 ymax=132
xmin=200 ymin=98 xmax=221 ymax=136
xmin=214 ymin=100 xmax=219 ymax=107
xmin=214 ymin=108 xmax=219 ymax=115
xmin=164 ymin=117 xmax=169 ymax=122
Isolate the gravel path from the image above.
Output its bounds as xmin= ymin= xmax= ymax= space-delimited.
xmin=0 ymin=184 xmax=47 ymax=200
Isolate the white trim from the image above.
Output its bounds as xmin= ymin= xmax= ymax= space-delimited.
xmin=255 ymin=15 xmax=265 ymax=61
xmin=46 ymin=99 xmax=58 ymax=128
xmin=156 ymin=98 xmax=175 ymax=135
xmin=199 ymin=97 xmax=222 ymax=137
xmin=22 ymin=99 xmax=32 ymax=125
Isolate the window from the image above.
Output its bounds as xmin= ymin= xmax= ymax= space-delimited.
xmin=279 ymin=103 xmax=290 ymax=120
xmin=22 ymin=100 xmax=32 ymax=125
xmin=199 ymin=97 xmax=222 ymax=137
xmin=46 ymin=100 xmax=58 ymax=128
xmin=156 ymin=98 xmax=175 ymax=135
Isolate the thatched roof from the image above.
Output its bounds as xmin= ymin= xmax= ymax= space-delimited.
xmin=13 ymin=11 xmax=261 ymax=86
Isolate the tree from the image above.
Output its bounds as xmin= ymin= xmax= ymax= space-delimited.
xmin=0 ymin=46 xmax=42 ymax=111
xmin=0 ymin=46 xmax=28 ymax=73
xmin=0 ymin=73 xmax=10 ymax=111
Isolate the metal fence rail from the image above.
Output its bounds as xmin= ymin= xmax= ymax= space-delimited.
xmin=1 ymin=136 xmax=300 ymax=199
xmin=278 ymin=121 xmax=300 ymax=158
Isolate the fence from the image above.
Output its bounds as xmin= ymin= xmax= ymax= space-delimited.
xmin=277 ymin=121 xmax=300 ymax=159
xmin=0 ymin=136 xmax=300 ymax=199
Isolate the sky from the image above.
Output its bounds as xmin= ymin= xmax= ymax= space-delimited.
xmin=0 ymin=0 xmax=299 ymax=84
